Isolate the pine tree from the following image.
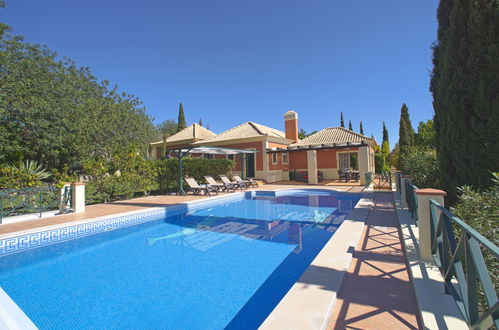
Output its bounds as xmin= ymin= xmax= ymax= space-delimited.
xmin=198 ymin=118 xmax=203 ymax=126
xmin=348 ymin=120 xmax=353 ymax=131
xmin=340 ymin=112 xmax=345 ymax=128
xmin=398 ymin=104 xmax=415 ymax=158
xmin=431 ymin=0 xmax=499 ymax=200
xmin=360 ymin=121 xmax=364 ymax=135
xmin=177 ymin=102 xmax=186 ymax=132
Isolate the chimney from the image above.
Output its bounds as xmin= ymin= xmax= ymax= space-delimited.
xmin=284 ymin=110 xmax=299 ymax=142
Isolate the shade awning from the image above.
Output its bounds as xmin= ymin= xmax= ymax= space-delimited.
xmin=172 ymin=146 xmax=258 ymax=155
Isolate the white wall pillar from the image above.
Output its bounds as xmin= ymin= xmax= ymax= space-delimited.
xmin=71 ymin=182 xmax=86 ymax=214
xmin=400 ymin=176 xmax=412 ymax=208
xmin=358 ymin=146 xmax=370 ymax=185
xmin=307 ymin=150 xmax=318 ymax=185
xmin=416 ymin=188 xmax=447 ymax=261
xmin=395 ymin=171 xmax=402 ymax=191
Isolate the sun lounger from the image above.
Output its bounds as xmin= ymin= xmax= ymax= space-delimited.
xmin=233 ymin=175 xmax=258 ymax=188
xmin=185 ymin=177 xmax=218 ymax=196
xmin=204 ymin=176 xmax=235 ymax=192
xmin=219 ymin=175 xmax=244 ymax=190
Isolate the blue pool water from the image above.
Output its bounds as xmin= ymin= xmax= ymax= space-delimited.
xmin=0 ymin=189 xmax=360 ymax=329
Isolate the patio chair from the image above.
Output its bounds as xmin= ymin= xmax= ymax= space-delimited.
xmin=350 ymin=171 xmax=360 ymax=182
xmin=185 ymin=177 xmax=218 ymax=196
xmin=219 ymin=175 xmax=244 ymax=190
xmin=337 ymin=170 xmax=349 ymax=182
xmin=233 ymin=175 xmax=258 ymax=188
xmin=204 ymin=175 xmax=235 ymax=192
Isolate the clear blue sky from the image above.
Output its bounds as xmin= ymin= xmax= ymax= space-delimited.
xmin=2 ymin=0 xmax=438 ymax=144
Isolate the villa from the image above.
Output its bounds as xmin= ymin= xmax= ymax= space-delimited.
xmin=150 ymin=111 xmax=376 ymax=184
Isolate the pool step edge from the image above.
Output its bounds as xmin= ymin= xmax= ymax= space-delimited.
xmin=0 ymin=287 xmax=38 ymax=330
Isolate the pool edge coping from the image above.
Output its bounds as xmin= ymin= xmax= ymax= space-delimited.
xmin=260 ymin=193 xmax=373 ymax=330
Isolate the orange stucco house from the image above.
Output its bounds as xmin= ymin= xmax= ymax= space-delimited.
xmin=150 ymin=111 xmax=376 ymax=184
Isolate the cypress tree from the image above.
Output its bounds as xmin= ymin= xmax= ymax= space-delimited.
xmin=360 ymin=121 xmax=364 ymax=135
xmin=381 ymin=122 xmax=390 ymax=160
xmin=177 ymin=102 xmax=186 ymax=132
xmin=398 ymin=104 xmax=415 ymax=156
xmin=348 ymin=120 xmax=353 ymax=131
xmin=198 ymin=118 xmax=203 ymax=126
xmin=340 ymin=112 xmax=345 ymax=127
xmin=382 ymin=122 xmax=389 ymax=143
xmin=430 ymin=0 xmax=499 ymax=200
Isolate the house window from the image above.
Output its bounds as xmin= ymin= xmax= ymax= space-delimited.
xmin=204 ymin=154 xmax=214 ymax=159
xmin=271 ymin=153 xmax=277 ymax=164
xmin=227 ymin=154 xmax=235 ymax=160
xmin=282 ymin=153 xmax=289 ymax=164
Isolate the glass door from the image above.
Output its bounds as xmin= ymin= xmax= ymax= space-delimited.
xmin=339 ymin=153 xmax=350 ymax=171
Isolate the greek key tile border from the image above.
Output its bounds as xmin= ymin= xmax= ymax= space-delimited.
xmin=0 ymin=191 xmax=250 ymax=257
xmin=0 ymin=208 xmax=168 ymax=256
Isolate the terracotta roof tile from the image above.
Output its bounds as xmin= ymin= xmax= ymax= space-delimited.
xmin=194 ymin=121 xmax=286 ymax=144
xmin=290 ymin=127 xmax=375 ymax=147
xmin=151 ymin=124 xmax=216 ymax=145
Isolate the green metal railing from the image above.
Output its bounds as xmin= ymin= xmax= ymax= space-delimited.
xmin=429 ymin=199 xmax=499 ymax=329
xmin=405 ymin=181 xmax=419 ymax=222
xmin=364 ymin=172 xmax=373 ymax=188
xmin=365 ymin=172 xmax=395 ymax=190
xmin=0 ymin=186 xmax=67 ymax=224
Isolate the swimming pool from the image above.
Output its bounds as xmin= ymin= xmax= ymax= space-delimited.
xmin=0 ymin=189 xmax=361 ymax=329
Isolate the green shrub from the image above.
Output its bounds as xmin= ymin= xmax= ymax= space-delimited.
xmin=452 ymin=173 xmax=498 ymax=312
xmin=83 ymin=156 xmax=235 ymax=203
xmin=401 ymin=147 xmax=439 ymax=188
xmin=374 ymin=153 xmax=385 ymax=174
xmin=83 ymin=155 xmax=160 ymax=204
xmin=0 ymin=161 xmax=51 ymax=189
xmin=156 ymin=158 xmax=235 ymax=193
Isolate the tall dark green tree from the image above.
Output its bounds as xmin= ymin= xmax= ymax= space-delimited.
xmin=359 ymin=121 xmax=364 ymax=135
xmin=340 ymin=112 xmax=345 ymax=127
xmin=198 ymin=118 xmax=203 ymax=126
xmin=177 ymin=102 xmax=186 ymax=132
xmin=381 ymin=122 xmax=390 ymax=159
xmin=398 ymin=104 xmax=415 ymax=156
xmin=430 ymin=0 xmax=499 ymax=200
xmin=382 ymin=122 xmax=389 ymax=143
xmin=348 ymin=120 xmax=353 ymax=130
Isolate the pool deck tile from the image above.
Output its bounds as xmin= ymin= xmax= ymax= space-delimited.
xmin=327 ymin=192 xmax=422 ymax=330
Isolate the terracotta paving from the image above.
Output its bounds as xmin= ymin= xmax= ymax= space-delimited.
xmin=0 ymin=183 xmax=362 ymax=236
xmin=327 ymin=193 xmax=422 ymax=330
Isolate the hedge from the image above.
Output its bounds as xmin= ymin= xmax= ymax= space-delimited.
xmin=156 ymin=158 xmax=235 ymax=193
